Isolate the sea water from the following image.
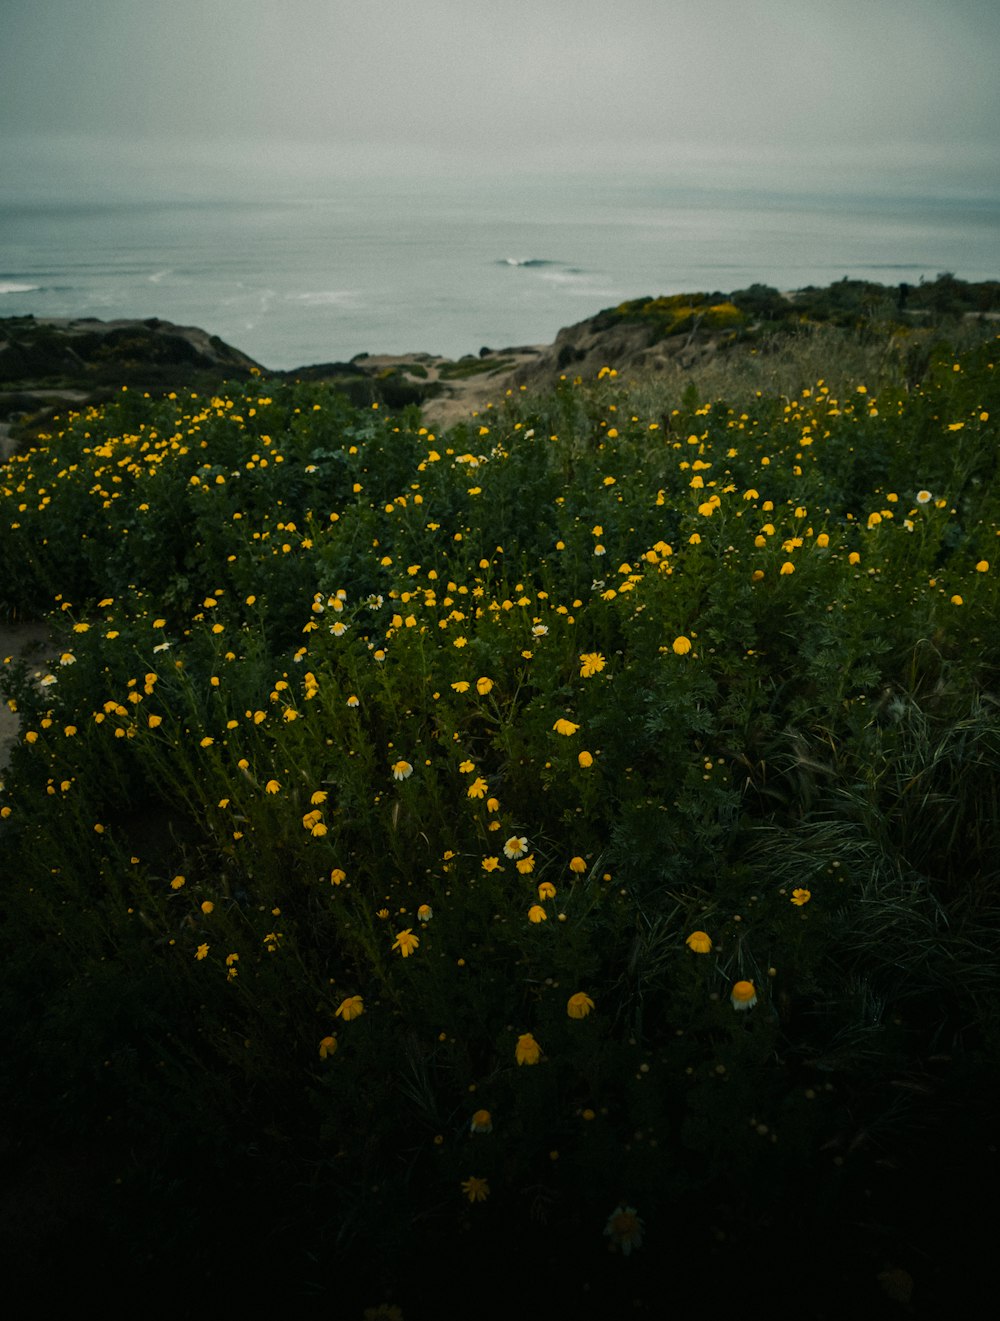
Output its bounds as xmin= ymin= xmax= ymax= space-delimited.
xmin=2 ymin=173 xmax=998 ymax=370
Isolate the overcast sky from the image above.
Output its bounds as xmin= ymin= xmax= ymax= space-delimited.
xmin=2 ymin=0 xmax=999 ymax=197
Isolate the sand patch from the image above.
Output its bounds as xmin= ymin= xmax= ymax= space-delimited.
xmin=0 ymin=621 xmax=55 ymax=768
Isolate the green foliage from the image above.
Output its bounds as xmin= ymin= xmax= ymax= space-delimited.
xmin=1 ymin=338 xmax=999 ymax=1307
xmin=438 ymin=355 xmax=516 ymax=380
xmin=606 ymin=292 xmax=746 ymax=339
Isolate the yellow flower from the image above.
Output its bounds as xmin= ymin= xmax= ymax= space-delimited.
xmin=330 ymin=868 xmax=346 ymax=885
xmin=515 ymin=855 xmax=536 ymax=874
xmin=685 ymin=930 xmax=712 ymax=954
xmin=467 ymin=776 xmax=488 ymax=798
xmin=170 ymin=875 xmax=186 ymax=890
xmin=335 ymin=995 xmax=365 ymax=1021
xmin=731 ymin=980 xmax=758 ymax=1011
xmin=976 ymin=560 xmax=990 ymax=572
xmin=791 ymin=888 xmax=811 ymax=906
xmin=392 ymin=928 xmax=420 ymax=957
xmin=319 ymin=1035 xmax=338 ymax=1059
xmin=672 ymin=636 xmax=692 ymax=655
xmin=779 ymin=561 xmax=795 ymax=576
xmin=461 ymin=1175 xmax=490 ymax=1203
xmin=503 ymin=835 xmax=528 ymax=859
xmin=264 ymin=779 xmax=280 ymax=794
xmin=553 ymin=717 xmax=579 ymax=736
xmin=579 ymin=652 xmax=606 ymax=678
xmin=392 ymin=760 xmax=413 ymax=780
xmin=459 ymin=759 xmax=475 ymax=773
xmin=527 ymin=904 xmax=547 ymax=924
xmin=515 ymin=1032 xmax=541 ymax=1065
xmin=537 ymin=881 xmax=556 ymax=900
xmin=451 ymin=681 xmax=470 ymax=693
xmin=569 ymin=856 xmax=587 ymax=874
xmin=470 ymin=1109 xmax=493 ymax=1134
xmin=481 ymin=856 xmax=502 ymax=872
xmin=476 ymin=676 xmax=494 ymax=695
xmin=195 ymin=943 xmax=209 ymax=961
xmin=200 ymin=901 xmax=214 ymax=915
xmin=567 ymin=991 xmax=594 ymax=1019
xmin=577 ymin=750 xmax=594 ymax=768
xmin=417 ymin=903 xmax=433 ymax=922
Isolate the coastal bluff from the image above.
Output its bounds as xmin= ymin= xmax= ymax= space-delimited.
xmin=3 ymin=275 xmax=998 ymax=448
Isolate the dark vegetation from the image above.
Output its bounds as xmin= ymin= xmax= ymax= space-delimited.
xmin=0 ymin=283 xmax=998 ymax=1316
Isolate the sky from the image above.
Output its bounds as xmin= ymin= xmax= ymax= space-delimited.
xmin=2 ymin=0 xmax=999 ymax=200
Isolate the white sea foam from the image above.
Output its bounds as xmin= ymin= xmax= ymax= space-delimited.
xmin=538 ymin=269 xmax=616 ymax=298
xmin=0 ymin=281 xmax=39 ymax=294
xmin=288 ymin=290 xmax=358 ymax=306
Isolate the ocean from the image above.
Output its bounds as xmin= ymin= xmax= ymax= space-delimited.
xmin=2 ymin=173 xmax=998 ymax=370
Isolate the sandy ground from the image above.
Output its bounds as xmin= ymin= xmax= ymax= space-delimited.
xmin=354 ymin=347 xmax=545 ymax=431
xmin=0 ymin=621 xmax=55 ymax=769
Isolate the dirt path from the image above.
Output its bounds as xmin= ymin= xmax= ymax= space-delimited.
xmin=351 ymin=347 xmax=544 ymax=431
xmin=0 ymin=621 xmax=54 ymax=769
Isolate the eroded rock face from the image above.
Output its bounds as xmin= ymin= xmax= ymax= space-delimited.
xmin=511 ymin=309 xmax=720 ymax=390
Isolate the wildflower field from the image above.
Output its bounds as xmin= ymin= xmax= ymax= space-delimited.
xmin=1 ymin=335 xmax=999 ymax=1314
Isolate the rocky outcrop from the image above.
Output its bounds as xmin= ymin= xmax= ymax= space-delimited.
xmin=511 ymin=304 xmax=729 ymax=393
xmin=0 ymin=315 xmax=262 ymax=387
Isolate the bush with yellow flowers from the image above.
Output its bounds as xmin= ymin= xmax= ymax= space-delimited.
xmin=1 ymin=337 xmax=999 ymax=1306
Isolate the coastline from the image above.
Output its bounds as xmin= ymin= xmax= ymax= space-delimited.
xmin=2 ymin=271 xmax=999 ymax=451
